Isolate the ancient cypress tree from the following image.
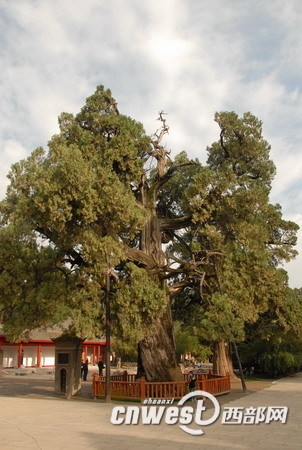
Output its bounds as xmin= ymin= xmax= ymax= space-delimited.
xmin=0 ymin=88 xmax=298 ymax=381
xmin=0 ymin=87 xmax=198 ymax=380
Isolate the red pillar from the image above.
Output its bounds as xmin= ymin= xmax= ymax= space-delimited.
xmin=84 ymin=345 xmax=88 ymax=361
xmin=93 ymin=346 xmax=96 ymax=364
xmin=97 ymin=345 xmax=100 ymax=361
xmin=37 ymin=345 xmax=41 ymax=367
xmin=17 ymin=343 xmax=23 ymax=368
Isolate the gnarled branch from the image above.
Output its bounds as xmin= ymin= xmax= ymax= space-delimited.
xmin=159 ymin=215 xmax=192 ymax=231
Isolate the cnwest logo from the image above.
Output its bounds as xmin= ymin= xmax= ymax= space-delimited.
xmin=110 ymin=390 xmax=220 ymax=435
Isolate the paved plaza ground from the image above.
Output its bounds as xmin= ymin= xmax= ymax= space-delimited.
xmin=0 ymin=369 xmax=301 ymax=449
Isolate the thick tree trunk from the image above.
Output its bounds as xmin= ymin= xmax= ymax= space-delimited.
xmin=136 ymin=177 xmax=182 ymax=381
xmin=212 ymin=341 xmax=239 ymax=381
xmin=137 ymin=301 xmax=183 ymax=382
xmin=136 ymin=241 xmax=182 ymax=381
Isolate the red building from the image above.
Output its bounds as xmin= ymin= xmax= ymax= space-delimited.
xmin=0 ymin=328 xmax=106 ymax=369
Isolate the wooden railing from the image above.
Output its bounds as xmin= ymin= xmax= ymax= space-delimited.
xmin=197 ymin=374 xmax=231 ymax=395
xmin=97 ymin=371 xmax=136 ymax=383
xmin=183 ymin=372 xmax=207 ymax=382
xmin=92 ymin=370 xmax=231 ymax=401
xmin=144 ymin=381 xmax=188 ymax=399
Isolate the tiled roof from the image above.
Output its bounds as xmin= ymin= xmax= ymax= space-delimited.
xmin=0 ymin=326 xmax=105 ymax=343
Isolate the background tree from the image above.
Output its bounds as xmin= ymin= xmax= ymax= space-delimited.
xmin=174 ymin=321 xmax=211 ymax=362
xmin=238 ymin=286 xmax=302 ymax=377
xmin=171 ymin=112 xmax=299 ymax=376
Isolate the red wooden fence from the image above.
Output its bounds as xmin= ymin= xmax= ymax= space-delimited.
xmin=92 ymin=370 xmax=231 ymax=401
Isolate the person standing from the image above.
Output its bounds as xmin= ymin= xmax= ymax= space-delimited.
xmin=80 ymin=360 xmax=85 ymax=380
xmin=188 ymin=371 xmax=197 ymax=400
xmin=83 ymin=359 xmax=89 ymax=381
xmin=98 ymin=358 xmax=105 ymax=376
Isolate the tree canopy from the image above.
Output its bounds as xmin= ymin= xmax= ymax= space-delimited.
xmin=0 ymin=86 xmax=300 ymax=380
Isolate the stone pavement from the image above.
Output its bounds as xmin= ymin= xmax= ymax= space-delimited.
xmin=0 ymin=372 xmax=301 ymax=449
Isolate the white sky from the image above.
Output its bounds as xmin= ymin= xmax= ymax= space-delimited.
xmin=1 ymin=0 xmax=301 ymax=287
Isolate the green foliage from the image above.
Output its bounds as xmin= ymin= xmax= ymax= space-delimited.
xmin=209 ymin=111 xmax=276 ymax=185
xmin=111 ymin=335 xmax=138 ymax=362
xmin=112 ymin=263 xmax=166 ymax=343
xmin=238 ymin=334 xmax=302 ymax=377
xmin=0 ymin=86 xmax=152 ymax=340
xmin=0 ymin=223 xmax=111 ymax=341
xmin=174 ymin=322 xmax=211 ymax=361
xmin=238 ymin=288 xmax=302 ymax=377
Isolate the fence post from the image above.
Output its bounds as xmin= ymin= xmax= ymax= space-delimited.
xmin=92 ymin=373 xmax=97 ymax=398
xmin=123 ymin=370 xmax=128 ymax=381
xmin=140 ymin=377 xmax=146 ymax=402
xmin=226 ymin=372 xmax=230 ymax=391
